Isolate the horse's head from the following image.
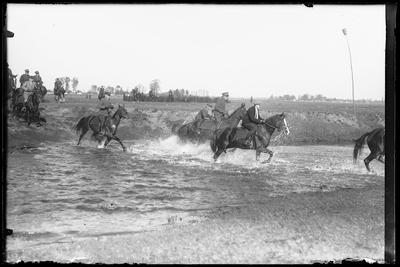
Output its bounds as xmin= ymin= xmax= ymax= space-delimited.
xmin=117 ymin=104 xmax=129 ymax=118
xmin=264 ymin=113 xmax=290 ymax=135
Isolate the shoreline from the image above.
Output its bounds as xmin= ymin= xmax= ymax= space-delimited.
xmin=7 ymin=184 xmax=384 ymax=264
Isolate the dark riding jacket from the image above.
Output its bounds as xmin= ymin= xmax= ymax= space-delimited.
xmin=19 ymin=73 xmax=30 ymax=86
xmin=33 ymin=75 xmax=43 ymax=87
xmin=242 ymin=105 xmax=263 ymax=125
xmin=214 ymin=97 xmax=228 ymax=117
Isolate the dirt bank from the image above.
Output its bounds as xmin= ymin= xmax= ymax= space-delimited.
xmin=7 ymin=95 xmax=384 ymax=149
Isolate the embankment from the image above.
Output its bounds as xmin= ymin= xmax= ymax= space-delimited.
xmin=7 ymin=95 xmax=385 ymax=149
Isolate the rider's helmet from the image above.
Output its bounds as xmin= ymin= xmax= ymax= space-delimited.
xmin=35 ymin=71 xmax=39 ymax=75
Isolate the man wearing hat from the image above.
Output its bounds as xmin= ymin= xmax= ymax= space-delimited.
xmin=242 ymin=102 xmax=265 ymax=146
xmin=213 ymin=92 xmax=230 ymax=123
xmin=191 ymin=103 xmax=214 ymax=133
xmin=97 ymin=89 xmax=114 ymax=136
xmin=19 ymin=69 xmax=31 ymax=87
xmin=195 ymin=103 xmax=213 ymax=121
xmin=33 ymin=71 xmax=43 ymax=89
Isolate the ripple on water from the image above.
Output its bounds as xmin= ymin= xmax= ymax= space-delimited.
xmin=7 ymin=140 xmax=384 ymax=249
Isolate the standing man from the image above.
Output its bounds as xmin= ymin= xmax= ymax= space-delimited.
xmin=213 ymin=92 xmax=230 ymax=123
xmin=242 ymin=103 xmax=264 ymax=146
xmin=19 ymin=69 xmax=30 ymax=87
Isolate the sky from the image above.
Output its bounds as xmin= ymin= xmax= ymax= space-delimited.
xmin=7 ymin=4 xmax=385 ymax=99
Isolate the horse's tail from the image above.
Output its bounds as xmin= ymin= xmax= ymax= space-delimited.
xmin=73 ymin=115 xmax=91 ymax=135
xmin=210 ymin=128 xmax=230 ymax=153
xmin=210 ymin=129 xmax=219 ymax=152
xmin=353 ymin=131 xmax=370 ymax=163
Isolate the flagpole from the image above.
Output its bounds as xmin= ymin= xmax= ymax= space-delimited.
xmin=342 ymin=28 xmax=356 ymax=120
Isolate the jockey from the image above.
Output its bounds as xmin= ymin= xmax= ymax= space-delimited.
xmin=33 ymin=71 xmax=43 ymax=90
xmin=213 ymin=92 xmax=229 ymax=123
xmin=98 ymin=94 xmax=115 ymax=136
xmin=242 ymin=103 xmax=264 ymax=145
xmin=98 ymin=86 xmax=105 ymax=100
xmin=192 ymin=103 xmax=214 ymax=132
xmin=195 ymin=103 xmax=213 ymax=121
xmin=19 ymin=69 xmax=30 ymax=87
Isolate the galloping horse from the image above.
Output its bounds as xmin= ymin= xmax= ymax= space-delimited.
xmin=74 ymin=104 xmax=129 ymax=151
xmin=353 ymin=127 xmax=385 ymax=172
xmin=211 ymin=113 xmax=290 ymax=162
xmin=177 ymin=103 xmax=247 ymax=143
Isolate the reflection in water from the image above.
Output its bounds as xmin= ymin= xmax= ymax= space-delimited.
xmin=7 ymin=136 xmax=384 ymax=247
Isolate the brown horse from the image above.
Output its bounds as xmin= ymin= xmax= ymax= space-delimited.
xmin=353 ymin=127 xmax=385 ymax=171
xmin=74 ymin=104 xmax=129 ymax=151
xmin=211 ymin=113 xmax=290 ymax=162
xmin=176 ymin=103 xmax=247 ymax=143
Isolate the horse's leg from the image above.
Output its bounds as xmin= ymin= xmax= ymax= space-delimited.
xmin=77 ymin=128 xmax=89 ymax=145
xmin=213 ymin=149 xmax=223 ymax=162
xmin=111 ymin=135 xmax=126 ymax=151
xmin=255 ymin=150 xmax=261 ymax=161
xmin=104 ymin=136 xmax=111 ymax=147
xmin=263 ymin=148 xmax=274 ymax=163
xmin=377 ymin=154 xmax=385 ymax=164
xmin=364 ymin=151 xmax=379 ymax=172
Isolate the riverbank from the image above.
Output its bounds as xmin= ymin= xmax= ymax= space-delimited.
xmin=7 ymin=183 xmax=384 ymax=264
xmin=7 ymin=95 xmax=384 ymax=149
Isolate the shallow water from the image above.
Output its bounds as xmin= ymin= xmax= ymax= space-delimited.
xmin=7 ymin=136 xmax=384 ymax=252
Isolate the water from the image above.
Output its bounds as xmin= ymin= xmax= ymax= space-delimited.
xmin=7 ymin=136 xmax=384 ymax=251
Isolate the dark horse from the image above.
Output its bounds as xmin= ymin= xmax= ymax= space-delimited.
xmin=353 ymin=127 xmax=385 ymax=171
xmin=211 ymin=113 xmax=290 ymax=162
xmin=74 ymin=104 xmax=129 ymax=151
xmin=176 ymin=103 xmax=247 ymax=143
xmin=12 ymin=89 xmax=46 ymax=126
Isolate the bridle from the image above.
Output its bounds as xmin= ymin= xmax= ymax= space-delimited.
xmin=263 ymin=117 xmax=290 ymax=135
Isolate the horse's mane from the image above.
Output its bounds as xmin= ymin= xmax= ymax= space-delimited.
xmin=227 ymin=104 xmax=245 ymax=119
xmin=264 ymin=113 xmax=282 ymax=126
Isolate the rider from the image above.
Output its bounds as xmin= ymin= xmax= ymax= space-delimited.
xmin=19 ymin=69 xmax=30 ymax=87
xmin=98 ymin=86 xmax=106 ymax=100
xmin=195 ymin=103 xmax=214 ymax=121
xmin=213 ymin=92 xmax=230 ymax=123
xmin=98 ymin=92 xmax=115 ymax=136
xmin=242 ymin=102 xmax=264 ymax=146
xmin=191 ymin=103 xmax=214 ymax=132
xmin=32 ymin=71 xmax=43 ymax=90
xmin=54 ymin=78 xmax=63 ymax=100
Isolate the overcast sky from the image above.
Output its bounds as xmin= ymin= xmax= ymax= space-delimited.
xmin=7 ymin=4 xmax=385 ymax=99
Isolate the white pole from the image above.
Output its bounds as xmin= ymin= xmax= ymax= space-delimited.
xmin=342 ymin=28 xmax=356 ymax=119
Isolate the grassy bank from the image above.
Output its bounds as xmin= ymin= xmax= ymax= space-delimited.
xmin=7 ymin=95 xmax=384 ymax=148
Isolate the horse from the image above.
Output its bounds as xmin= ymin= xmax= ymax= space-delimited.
xmin=12 ymin=89 xmax=45 ymax=126
xmin=176 ymin=103 xmax=247 ymax=143
xmin=54 ymin=87 xmax=65 ymax=103
xmin=74 ymin=104 xmax=129 ymax=151
xmin=211 ymin=113 xmax=290 ymax=162
xmin=353 ymin=127 xmax=385 ymax=172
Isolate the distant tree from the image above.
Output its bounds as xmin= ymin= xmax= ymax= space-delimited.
xmin=299 ymin=94 xmax=310 ymax=101
xmin=72 ymin=77 xmax=79 ymax=93
xmin=65 ymin=77 xmax=71 ymax=92
xmin=106 ymin=86 xmax=115 ymax=94
xmin=90 ymin=85 xmax=98 ymax=93
xmin=149 ymin=79 xmax=160 ymax=97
